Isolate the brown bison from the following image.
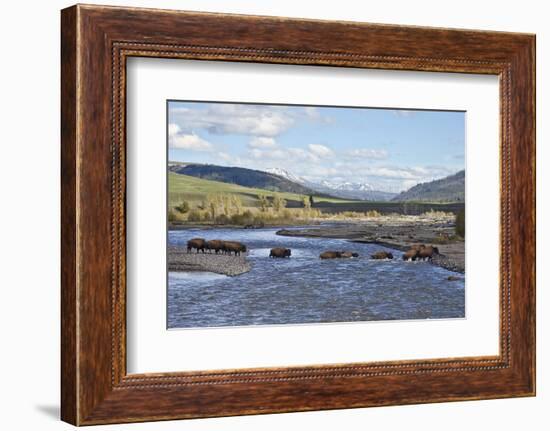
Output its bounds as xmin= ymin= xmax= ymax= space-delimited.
xmin=320 ymin=251 xmax=342 ymax=259
xmin=417 ymin=245 xmax=439 ymax=261
xmin=402 ymin=249 xmax=419 ymax=261
xmin=270 ymin=247 xmax=291 ymax=258
xmin=320 ymin=251 xmax=358 ymax=259
xmin=222 ymin=241 xmax=247 ymax=256
xmin=371 ymin=251 xmax=394 ymax=260
xmin=340 ymin=251 xmax=359 ymax=258
xmin=187 ymin=238 xmax=206 ymax=253
xmin=205 ymin=240 xmax=224 ymax=254
xmin=410 ymin=244 xmax=426 ymax=251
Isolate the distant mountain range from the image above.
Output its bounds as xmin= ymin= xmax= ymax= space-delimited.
xmin=266 ymin=168 xmax=396 ymax=201
xmin=391 ymin=170 xmax=465 ymax=203
xmin=169 ymin=162 xmax=464 ymax=203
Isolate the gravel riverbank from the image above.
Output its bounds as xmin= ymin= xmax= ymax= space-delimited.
xmin=168 ymin=245 xmax=252 ymax=276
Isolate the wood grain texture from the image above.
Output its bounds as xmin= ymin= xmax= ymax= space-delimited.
xmin=60 ymin=4 xmax=536 ymax=425
xmin=60 ymin=5 xmax=78 ymax=425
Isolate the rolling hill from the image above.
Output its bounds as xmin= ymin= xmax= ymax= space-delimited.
xmin=170 ymin=163 xmax=396 ymax=201
xmin=169 ymin=163 xmax=322 ymax=196
xmin=392 ymin=170 xmax=465 ymax=203
xmin=168 ymin=172 xmax=353 ymax=210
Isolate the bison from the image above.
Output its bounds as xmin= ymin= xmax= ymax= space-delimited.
xmin=417 ymin=245 xmax=439 ymax=261
xmin=340 ymin=251 xmax=359 ymax=258
xmin=222 ymin=241 xmax=247 ymax=256
xmin=205 ymin=240 xmax=224 ymax=254
xmin=410 ymin=244 xmax=426 ymax=251
xmin=402 ymin=249 xmax=419 ymax=261
xmin=187 ymin=238 xmax=206 ymax=253
xmin=270 ymin=247 xmax=291 ymax=258
xmin=320 ymin=251 xmax=342 ymax=259
xmin=371 ymin=251 xmax=393 ymax=260
xmin=320 ymin=251 xmax=358 ymax=259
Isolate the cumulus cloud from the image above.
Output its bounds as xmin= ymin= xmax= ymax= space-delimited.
xmin=242 ymin=141 xmax=335 ymax=164
xmin=248 ymin=137 xmax=277 ymax=149
xmin=346 ymin=148 xmax=388 ymax=160
xmin=304 ymin=106 xmax=320 ymax=119
xmin=249 ymin=148 xmax=288 ymax=160
xmin=392 ymin=109 xmax=417 ymax=118
xmin=170 ymin=104 xmax=295 ymax=137
xmin=168 ymin=123 xmax=181 ymax=137
xmin=308 ymin=144 xmax=334 ymax=159
xmin=170 ymin=103 xmax=335 ymax=139
xmin=169 ymin=125 xmax=213 ymax=151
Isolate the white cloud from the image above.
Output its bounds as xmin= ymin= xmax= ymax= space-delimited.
xmin=170 ymin=103 xmax=336 ymax=139
xmin=347 ymin=148 xmax=388 ymax=160
xmin=168 ymin=123 xmax=181 ymax=137
xmin=169 ymin=132 xmax=213 ymax=151
xmin=308 ymin=144 xmax=334 ymax=158
xmin=304 ymin=106 xmax=320 ymax=119
xmin=250 ymin=148 xmax=287 ymax=160
xmin=392 ymin=109 xmax=417 ymax=118
xmin=170 ymin=104 xmax=295 ymax=137
xmin=248 ymin=137 xmax=277 ymax=149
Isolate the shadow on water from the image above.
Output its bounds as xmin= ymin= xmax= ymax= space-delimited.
xmin=168 ymin=227 xmax=465 ymax=329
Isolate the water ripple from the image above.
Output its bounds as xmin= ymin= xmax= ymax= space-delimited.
xmin=168 ymin=227 xmax=465 ymax=328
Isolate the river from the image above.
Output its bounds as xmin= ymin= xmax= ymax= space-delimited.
xmin=167 ymin=226 xmax=465 ymax=329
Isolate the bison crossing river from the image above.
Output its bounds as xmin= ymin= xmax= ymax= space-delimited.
xmin=187 ymin=238 xmax=247 ymax=256
xmin=401 ymin=244 xmax=439 ymax=261
xmin=269 ymin=247 xmax=291 ymax=258
xmin=187 ymin=237 xmax=440 ymax=263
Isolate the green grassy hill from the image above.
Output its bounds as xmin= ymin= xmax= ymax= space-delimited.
xmin=392 ymin=170 xmax=465 ymax=203
xmin=168 ymin=172 xmax=352 ymax=210
xmin=170 ymin=163 xmax=324 ymax=196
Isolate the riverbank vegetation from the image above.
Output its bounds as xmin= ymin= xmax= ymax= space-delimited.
xmin=169 ymin=191 xmax=460 ymax=228
xmin=168 ymin=173 xmax=465 ymax=227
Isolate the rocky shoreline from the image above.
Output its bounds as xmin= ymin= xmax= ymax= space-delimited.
xmin=168 ymin=245 xmax=252 ymax=276
xmin=276 ymin=216 xmax=465 ymax=274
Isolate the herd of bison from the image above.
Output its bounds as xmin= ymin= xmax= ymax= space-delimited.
xmin=186 ymin=238 xmax=440 ymax=262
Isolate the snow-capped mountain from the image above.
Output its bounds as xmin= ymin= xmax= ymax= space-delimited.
xmin=319 ymin=180 xmax=375 ymax=192
xmin=265 ymin=167 xmax=396 ymax=201
xmin=265 ymin=168 xmax=307 ymax=184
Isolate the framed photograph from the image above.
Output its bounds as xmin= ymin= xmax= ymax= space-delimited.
xmin=61 ymin=4 xmax=535 ymax=425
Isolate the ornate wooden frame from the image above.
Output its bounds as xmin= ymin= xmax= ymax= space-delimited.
xmin=61 ymin=4 xmax=535 ymax=425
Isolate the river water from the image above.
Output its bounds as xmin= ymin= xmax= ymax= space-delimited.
xmin=168 ymin=226 xmax=465 ymax=329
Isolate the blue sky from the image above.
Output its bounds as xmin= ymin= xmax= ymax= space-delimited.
xmin=168 ymin=101 xmax=464 ymax=193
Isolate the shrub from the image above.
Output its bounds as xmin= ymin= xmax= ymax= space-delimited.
xmin=422 ymin=209 xmax=453 ymax=218
xmin=215 ymin=214 xmax=230 ymax=225
xmin=365 ymin=210 xmax=381 ymax=218
xmin=187 ymin=209 xmax=204 ymax=222
xmin=175 ymin=200 xmax=190 ymax=213
xmin=272 ymin=194 xmax=287 ymax=212
xmin=258 ymin=194 xmax=270 ymax=212
xmin=168 ymin=209 xmax=184 ymax=222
